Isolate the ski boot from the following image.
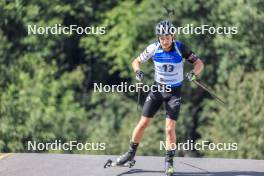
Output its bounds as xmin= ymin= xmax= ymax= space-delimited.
xmin=104 ymin=141 xmax=138 ymax=168
xmin=165 ymin=150 xmax=175 ymax=176
xmin=116 ymin=141 xmax=138 ymax=165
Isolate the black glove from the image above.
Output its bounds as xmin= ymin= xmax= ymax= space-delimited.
xmin=135 ymin=70 xmax=144 ymax=82
xmin=186 ymin=70 xmax=196 ymax=82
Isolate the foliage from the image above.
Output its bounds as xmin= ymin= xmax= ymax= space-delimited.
xmin=0 ymin=0 xmax=263 ymax=159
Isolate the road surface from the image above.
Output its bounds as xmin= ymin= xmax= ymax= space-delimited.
xmin=0 ymin=153 xmax=263 ymax=176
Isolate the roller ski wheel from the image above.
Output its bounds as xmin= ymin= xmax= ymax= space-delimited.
xmin=165 ymin=166 xmax=174 ymax=176
xmin=165 ymin=160 xmax=174 ymax=176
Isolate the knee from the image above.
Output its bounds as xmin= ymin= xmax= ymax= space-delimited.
xmin=139 ymin=121 xmax=149 ymax=130
xmin=138 ymin=117 xmax=150 ymax=130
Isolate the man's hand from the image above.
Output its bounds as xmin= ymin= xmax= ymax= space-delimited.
xmin=135 ymin=70 xmax=144 ymax=82
xmin=186 ymin=70 xmax=196 ymax=82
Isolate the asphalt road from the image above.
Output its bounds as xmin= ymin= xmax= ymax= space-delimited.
xmin=0 ymin=153 xmax=263 ymax=176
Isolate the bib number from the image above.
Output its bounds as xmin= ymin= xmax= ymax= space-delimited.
xmin=162 ymin=64 xmax=174 ymax=72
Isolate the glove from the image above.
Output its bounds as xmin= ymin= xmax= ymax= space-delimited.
xmin=135 ymin=70 xmax=144 ymax=82
xmin=186 ymin=70 xmax=196 ymax=82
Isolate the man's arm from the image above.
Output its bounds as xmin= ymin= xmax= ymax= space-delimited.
xmin=131 ymin=43 xmax=157 ymax=81
xmin=132 ymin=57 xmax=144 ymax=82
xmin=131 ymin=57 xmax=141 ymax=72
xmin=192 ymin=58 xmax=204 ymax=76
xmin=180 ymin=43 xmax=204 ymax=76
xmin=132 ymin=42 xmax=158 ymax=71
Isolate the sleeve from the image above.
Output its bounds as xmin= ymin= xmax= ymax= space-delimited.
xmin=138 ymin=43 xmax=157 ymax=63
xmin=180 ymin=43 xmax=198 ymax=64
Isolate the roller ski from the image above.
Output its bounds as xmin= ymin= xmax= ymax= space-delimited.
xmin=165 ymin=160 xmax=174 ymax=176
xmin=104 ymin=141 xmax=138 ymax=169
xmin=164 ymin=150 xmax=175 ymax=176
xmin=104 ymin=158 xmax=136 ymax=168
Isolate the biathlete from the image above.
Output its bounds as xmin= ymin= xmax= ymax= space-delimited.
xmin=116 ymin=20 xmax=204 ymax=175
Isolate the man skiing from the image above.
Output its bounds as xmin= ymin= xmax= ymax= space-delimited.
xmin=116 ymin=20 xmax=204 ymax=175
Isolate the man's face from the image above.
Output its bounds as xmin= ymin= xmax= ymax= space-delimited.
xmin=159 ymin=35 xmax=174 ymax=51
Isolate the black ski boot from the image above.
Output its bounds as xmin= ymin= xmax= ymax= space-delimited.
xmin=116 ymin=141 xmax=139 ymax=165
xmin=165 ymin=150 xmax=175 ymax=176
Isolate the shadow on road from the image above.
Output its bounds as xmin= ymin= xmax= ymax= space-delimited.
xmin=116 ymin=169 xmax=163 ymax=176
xmin=117 ymin=169 xmax=264 ymax=176
xmin=172 ymin=171 xmax=264 ymax=176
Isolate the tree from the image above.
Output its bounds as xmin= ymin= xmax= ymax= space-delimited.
xmin=198 ymin=67 xmax=264 ymax=159
xmin=0 ymin=54 xmax=86 ymax=153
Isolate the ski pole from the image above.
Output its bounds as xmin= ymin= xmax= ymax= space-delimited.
xmin=193 ymin=79 xmax=226 ymax=106
xmin=136 ymin=82 xmax=143 ymax=111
